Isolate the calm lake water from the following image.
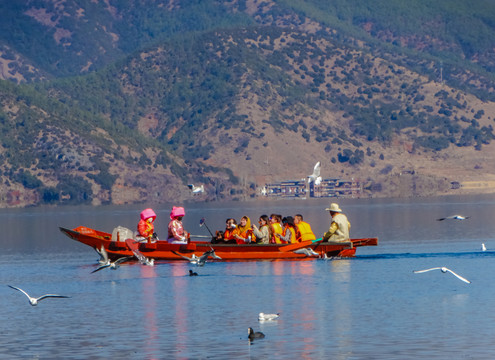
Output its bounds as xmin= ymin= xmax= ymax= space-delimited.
xmin=2 ymin=195 xmax=495 ymax=359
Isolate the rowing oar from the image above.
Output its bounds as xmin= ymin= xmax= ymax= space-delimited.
xmin=279 ymin=238 xmax=323 ymax=252
xmin=190 ymin=234 xmax=211 ymax=238
xmin=199 ymin=218 xmax=214 ymax=237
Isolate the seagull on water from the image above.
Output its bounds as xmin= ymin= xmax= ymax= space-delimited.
xmin=293 ymin=247 xmax=319 ymax=257
xmin=248 ymin=327 xmax=265 ymax=341
xmin=436 ymin=215 xmax=469 ymax=221
xmin=8 ymin=285 xmax=69 ymax=306
xmin=188 ymin=184 xmax=204 ymax=194
xmin=173 ymin=248 xmax=221 ymax=266
xmin=91 ymin=256 xmax=133 ymax=273
xmin=413 ymin=267 xmax=471 ymax=284
xmin=307 ymin=161 xmax=322 ymax=186
xmin=258 ymin=312 xmax=280 ymax=321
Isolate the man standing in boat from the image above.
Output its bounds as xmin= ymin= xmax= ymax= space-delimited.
xmin=322 ymin=203 xmax=351 ymax=243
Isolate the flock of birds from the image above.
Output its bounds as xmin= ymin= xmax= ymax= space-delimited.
xmin=411 ymin=212 xmax=475 ymax=284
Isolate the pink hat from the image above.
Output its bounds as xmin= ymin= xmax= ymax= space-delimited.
xmin=140 ymin=208 xmax=156 ymax=221
xmin=170 ymin=206 xmax=185 ymax=219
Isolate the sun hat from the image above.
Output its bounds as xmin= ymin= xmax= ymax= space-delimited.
xmin=170 ymin=206 xmax=185 ymax=219
xmin=325 ymin=203 xmax=342 ymax=212
xmin=140 ymin=208 xmax=156 ymax=221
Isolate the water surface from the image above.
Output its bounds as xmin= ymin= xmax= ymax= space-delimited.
xmin=1 ymin=195 xmax=495 ymax=359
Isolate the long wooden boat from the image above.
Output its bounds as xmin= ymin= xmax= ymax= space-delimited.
xmin=60 ymin=226 xmax=378 ymax=261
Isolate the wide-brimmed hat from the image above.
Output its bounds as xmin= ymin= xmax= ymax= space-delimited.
xmin=325 ymin=203 xmax=342 ymax=212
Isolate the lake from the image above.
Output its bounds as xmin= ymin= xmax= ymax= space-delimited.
xmin=1 ymin=195 xmax=495 ymax=359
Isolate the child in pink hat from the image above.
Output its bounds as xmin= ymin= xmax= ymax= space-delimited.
xmin=137 ymin=208 xmax=157 ymax=242
xmin=167 ymin=206 xmax=189 ymax=244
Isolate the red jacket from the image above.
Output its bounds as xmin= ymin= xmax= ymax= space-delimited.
xmin=138 ymin=219 xmax=154 ymax=239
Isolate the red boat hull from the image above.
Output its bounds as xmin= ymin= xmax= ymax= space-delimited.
xmin=60 ymin=226 xmax=378 ymax=261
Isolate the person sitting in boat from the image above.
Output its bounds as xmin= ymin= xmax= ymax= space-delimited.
xmin=221 ymin=218 xmax=239 ymax=244
xmin=167 ymin=206 xmax=190 ymax=244
xmin=234 ymin=216 xmax=254 ymax=244
xmin=275 ymin=216 xmax=301 ymax=244
xmin=322 ymin=203 xmax=351 ymax=243
xmin=270 ymin=214 xmax=284 ymax=244
xmin=137 ymin=208 xmax=157 ymax=243
xmin=252 ymin=215 xmax=271 ymax=244
xmin=294 ymin=214 xmax=316 ymax=242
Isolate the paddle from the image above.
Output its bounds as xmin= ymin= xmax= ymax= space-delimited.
xmin=279 ymin=238 xmax=323 ymax=252
xmin=199 ymin=218 xmax=214 ymax=237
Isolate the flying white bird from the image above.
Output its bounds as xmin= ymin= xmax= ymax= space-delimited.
xmin=129 ymin=244 xmax=155 ymax=266
xmin=436 ymin=215 xmax=469 ymax=221
xmin=482 ymin=243 xmax=487 ymax=252
xmin=258 ymin=312 xmax=280 ymax=321
xmin=91 ymin=256 xmax=133 ymax=273
xmin=172 ymin=248 xmax=221 ymax=266
xmin=188 ymin=184 xmax=204 ymax=194
xmin=8 ymin=285 xmax=69 ymax=306
xmin=94 ymin=244 xmax=110 ymax=266
xmin=293 ymin=247 xmax=319 ymax=257
xmin=413 ymin=267 xmax=471 ymax=284
xmin=307 ymin=161 xmax=322 ymax=185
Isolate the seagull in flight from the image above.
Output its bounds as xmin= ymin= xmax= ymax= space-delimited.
xmin=94 ymin=244 xmax=110 ymax=266
xmin=293 ymin=247 xmax=319 ymax=257
xmin=8 ymin=285 xmax=69 ymax=306
xmin=91 ymin=256 xmax=133 ymax=273
xmin=128 ymin=243 xmax=155 ymax=266
xmin=258 ymin=312 xmax=280 ymax=321
xmin=413 ymin=267 xmax=471 ymax=284
xmin=172 ymin=252 xmax=200 ymax=264
xmin=307 ymin=161 xmax=322 ymax=185
xmin=188 ymin=184 xmax=204 ymax=194
xmin=436 ymin=215 xmax=469 ymax=221
xmin=172 ymin=248 xmax=221 ymax=266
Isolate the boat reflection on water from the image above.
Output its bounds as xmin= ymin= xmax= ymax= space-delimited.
xmin=329 ymin=260 xmax=352 ymax=360
xmin=141 ymin=265 xmax=158 ymax=359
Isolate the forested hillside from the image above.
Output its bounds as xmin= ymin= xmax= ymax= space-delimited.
xmin=1 ymin=0 xmax=495 ymax=207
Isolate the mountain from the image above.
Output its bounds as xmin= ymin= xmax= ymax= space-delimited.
xmin=1 ymin=0 xmax=495 ymax=207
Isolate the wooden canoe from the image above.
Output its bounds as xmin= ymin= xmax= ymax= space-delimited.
xmin=59 ymin=226 xmax=378 ymax=261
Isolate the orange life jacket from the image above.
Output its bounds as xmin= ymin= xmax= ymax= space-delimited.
xmin=296 ymin=221 xmax=316 ymax=241
xmin=236 ymin=228 xmax=253 ymax=244
xmin=272 ymin=222 xmax=284 ymax=244
xmin=282 ymin=226 xmax=298 ymax=244
xmin=224 ymin=228 xmax=240 ymax=241
xmin=138 ymin=219 xmax=154 ymax=238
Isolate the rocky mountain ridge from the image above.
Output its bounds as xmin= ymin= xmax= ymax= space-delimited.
xmin=1 ymin=1 xmax=495 ymax=207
